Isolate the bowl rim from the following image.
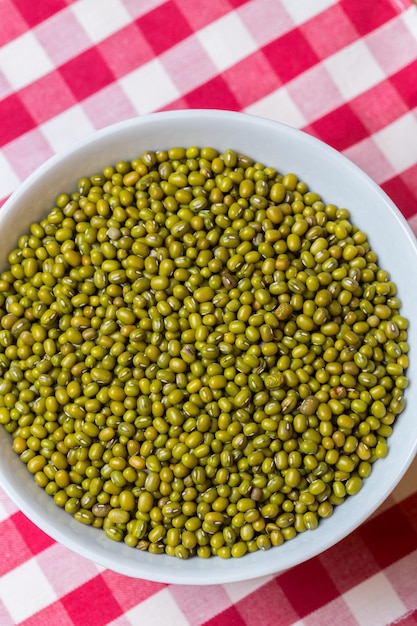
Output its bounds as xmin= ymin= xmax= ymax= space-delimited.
xmin=1 ymin=109 xmax=417 ymax=584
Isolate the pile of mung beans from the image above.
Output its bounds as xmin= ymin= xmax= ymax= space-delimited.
xmin=0 ymin=146 xmax=409 ymax=559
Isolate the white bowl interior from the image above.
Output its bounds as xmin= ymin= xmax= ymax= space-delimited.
xmin=1 ymin=110 xmax=416 ymax=584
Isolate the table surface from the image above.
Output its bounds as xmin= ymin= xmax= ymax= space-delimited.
xmin=1 ymin=1 xmax=417 ymax=624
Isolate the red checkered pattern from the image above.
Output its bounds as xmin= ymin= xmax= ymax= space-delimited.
xmin=1 ymin=0 xmax=417 ymax=624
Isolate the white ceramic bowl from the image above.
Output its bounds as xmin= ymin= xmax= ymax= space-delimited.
xmin=1 ymin=110 xmax=416 ymax=585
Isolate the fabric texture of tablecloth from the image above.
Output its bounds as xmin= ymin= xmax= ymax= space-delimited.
xmin=1 ymin=1 xmax=417 ymax=625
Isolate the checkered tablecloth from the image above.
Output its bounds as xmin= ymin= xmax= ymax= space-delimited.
xmin=1 ymin=1 xmax=417 ymax=624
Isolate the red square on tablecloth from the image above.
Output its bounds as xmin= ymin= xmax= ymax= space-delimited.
xmin=0 ymin=516 xmax=33 ymax=576
xmin=350 ymin=80 xmax=409 ymax=135
xmin=319 ymin=531 xmax=381 ymax=593
xmin=19 ymin=71 xmax=76 ymax=125
xmin=339 ymin=0 xmax=399 ymax=36
xmin=136 ymin=1 xmax=193 ymax=56
xmin=97 ymin=23 xmax=154 ymax=80
xmin=101 ymin=569 xmax=166 ymax=612
xmin=395 ymin=609 xmax=417 ymax=626
xmin=390 ymin=60 xmax=417 ymax=111
xmin=382 ymin=168 xmax=417 ymax=219
xmin=300 ymin=4 xmax=359 ymax=58
xmin=277 ymin=557 xmax=340 ymax=617
xmin=13 ymin=0 xmax=67 ymax=28
xmin=160 ymin=96 xmax=190 ymax=111
xmin=59 ymin=48 xmax=115 ymax=101
xmin=202 ymin=604 xmax=247 ymax=626
xmin=262 ymin=29 xmax=320 ymax=83
xmin=0 ymin=93 xmax=36 ymax=147
xmin=358 ymin=501 xmax=417 ymax=569
xmin=62 ymin=575 xmax=122 ymax=626
xmin=306 ymin=103 xmax=369 ymax=151
xmin=176 ymin=0 xmax=233 ymax=30
xmin=185 ymin=75 xmax=240 ymax=111
xmin=223 ymin=50 xmax=281 ymax=109
xmin=400 ymin=163 xmax=417 ymax=206
xmin=236 ymin=578 xmax=300 ymax=625
xmin=13 ymin=512 xmax=54 ymax=556
xmin=0 ymin=0 xmax=28 ymax=46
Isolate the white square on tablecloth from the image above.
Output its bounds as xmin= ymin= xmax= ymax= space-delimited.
xmin=403 ymin=4 xmax=417 ymax=41
xmin=124 ymin=588 xmax=189 ymax=626
xmin=343 ymin=571 xmax=407 ymax=626
xmin=385 ymin=551 xmax=417 ymax=612
xmin=0 ymin=488 xmax=18 ymax=518
xmin=324 ymin=39 xmax=385 ymax=101
xmin=106 ymin=616 xmax=131 ymax=626
xmin=0 ymin=152 xmax=20 ymax=201
xmin=224 ymin=574 xmax=273 ymax=604
xmin=122 ymin=0 xmax=167 ymax=21
xmin=197 ymin=12 xmax=258 ymax=73
xmin=120 ymin=59 xmax=180 ymax=115
xmin=283 ymin=0 xmax=339 ymax=25
xmin=373 ymin=112 xmax=417 ymax=173
xmin=0 ymin=501 xmax=9 ymax=524
xmin=0 ymin=31 xmax=54 ymax=91
xmin=0 ymin=68 xmax=12 ymax=101
xmin=72 ymin=0 xmax=132 ymax=43
xmin=0 ymin=559 xmax=57 ymax=623
xmin=246 ymin=87 xmax=307 ymax=129
xmin=41 ymin=105 xmax=95 ymax=154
